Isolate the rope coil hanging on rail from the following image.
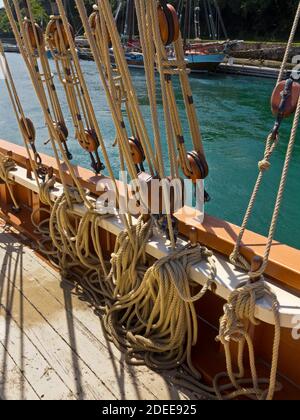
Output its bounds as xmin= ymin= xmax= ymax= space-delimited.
xmin=105 ymin=242 xmax=217 ymax=373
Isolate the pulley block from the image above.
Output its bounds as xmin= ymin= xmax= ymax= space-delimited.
xmin=128 ymin=137 xmax=145 ymax=165
xmin=181 ymin=151 xmax=209 ymax=184
xmin=54 ymin=121 xmax=69 ymax=143
xmin=46 ymin=18 xmax=74 ymax=53
xmin=23 ymin=20 xmax=44 ymax=49
xmin=19 ymin=117 xmax=36 ymax=144
xmin=77 ymin=128 xmax=99 ymax=153
xmin=89 ymin=10 xmax=112 ymax=46
xmin=157 ymin=3 xmax=180 ymax=46
xmin=271 ymin=79 xmax=300 ymax=118
xmin=53 ymin=121 xmax=73 ymax=160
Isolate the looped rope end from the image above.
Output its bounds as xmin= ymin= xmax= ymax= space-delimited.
xmin=258 ymin=159 xmax=271 ymax=172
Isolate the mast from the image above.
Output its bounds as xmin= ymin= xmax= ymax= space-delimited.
xmin=128 ymin=0 xmax=135 ymax=42
xmin=124 ymin=0 xmax=134 ymax=42
xmin=206 ymin=0 xmax=217 ymax=40
xmin=183 ymin=0 xmax=191 ymax=47
xmin=194 ymin=0 xmax=201 ymax=39
xmin=203 ymin=0 xmax=212 ymax=39
xmin=213 ymin=0 xmax=228 ymax=39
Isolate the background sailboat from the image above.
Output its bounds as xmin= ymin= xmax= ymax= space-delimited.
xmin=180 ymin=0 xmax=229 ymax=72
xmin=117 ymin=0 xmax=231 ymax=73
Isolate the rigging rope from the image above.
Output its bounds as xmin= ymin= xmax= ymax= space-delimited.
xmin=214 ymin=280 xmax=281 ymax=400
xmin=230 ymin=21 xmax=300 ymax=278
xmin=46 ymin=3 xmax=105 ymax=174
xmin=1 ymin=0 xmax=286 ymax=402
xmin=219 ymin=2 xmax=300 ymax=401
xmin=105 ymin=243 xmax=216 ymax=373
xmin=0 ymin=152 xmax=19 ymax=211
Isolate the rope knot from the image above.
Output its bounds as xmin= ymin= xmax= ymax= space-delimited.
xmin=67 ymin=186 xmax=87 ymax=205
xmin=217 ymin=280 xmax=268 ymax=348
xmin=0 ymin=153 xmax=16 ymax=183
xmin=258 ymin=159 xmax=271 ymax=171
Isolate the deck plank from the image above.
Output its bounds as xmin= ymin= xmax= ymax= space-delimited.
xmin=0 ymin=340 xmax=39 ymax=400
xmin=0 ymin=226 xmax=193 ymax=400
xmin=20 ymin=249 xmax=190 ymax=400
xmin=0 ymin=313 xmax=75 ymax=400
xmin=0 ymin=231 xmax=117 ymax=400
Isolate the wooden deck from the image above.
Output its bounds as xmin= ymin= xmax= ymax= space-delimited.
xmin=0 ymin=220 xmax=197 ymax=401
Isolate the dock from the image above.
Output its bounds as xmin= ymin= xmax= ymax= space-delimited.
xmin=0 ymin=221 xmax=198 ymax=401
xmin=218 ymin=62 xmax=291 ymax=79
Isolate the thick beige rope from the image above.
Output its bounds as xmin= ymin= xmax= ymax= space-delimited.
xmin=215 ymin=279 xmax=281 ymax=400
xmin=105 ymin=244 xmax=216 ymax=375
xmin=7 ymin=0 xmax=91 ymax=209
xmin=230 ymin=2 xmax=300 ymax=275
xmin=109 ymin=215 xmax=154 ymax=298
xmin=147 ymin=0 xmax=179 ymax=179
xmin=171 ymin=279 xmax=281 ymax=401
xmin=99 ymin=0 xmax=158 ymax=176
xmin=134 ymin=0 xmax=165 ymax=177
xmin=0 ymin=152 xmax=19 ymax=210
xmin=75 ymin=0 xmax=175 ymax=249
xmin=0 ymin=42 xmax=43 ymax=190
xmin=277 ymin=1 xmax=300 ymax=83
xmin=24 ymin=0 xmax=68 ymax=135
xmin=231 ymin=86 xmax=300 ymax=277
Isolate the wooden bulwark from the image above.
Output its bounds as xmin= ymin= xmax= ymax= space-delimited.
xmin=1 ymin=139 xmax=300 ymax=399
xmin=1 ymin=138 xmax=300 ymax=294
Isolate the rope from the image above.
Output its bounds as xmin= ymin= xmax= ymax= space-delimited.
xmin=75 ymin=0 xmax=169 ymax=247
xmin=6 ymin=0 xmax=93 ymax=210
xmin=215 ymin=279 xmax=281 ymax=400
xmin=171 ymin=278 xmax=281 ymax=401
xmin=2 ymin=1 xmax=284 ymax=402
xmin=39 ymin=173 xmax=57 ymax=206
xmin=104 ymin=243 xmax=216 ymax=374
xmin=230 ymin=4 xmax=300 ymax=275
xmin=0 ymin=152 xmax=19 ymax=210
xmin=99 ymin=0 xmax=158 ymax=176
xmin=147 ymin=0 xmax=180 ymax=179
xmin=278 ymin=1 xmax=300 ymax=83
xmin=231 ymin=86 xmax=300 ymax=277
xmin=0 ymin=42 xmax=44 ymax=190
xmin=134 ymin=0 xmax=165 ymax=177
xmin=220 ymin=7 xmax=300 ymax=397
xmin=109 ymin=215 xmax=154 ymax=298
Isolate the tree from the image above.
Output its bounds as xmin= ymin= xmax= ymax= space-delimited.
xmin=0 ymin=0 xmax=48 ymax=35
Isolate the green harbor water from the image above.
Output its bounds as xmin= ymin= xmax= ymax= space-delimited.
xmin=0 ymin=53 xmax=299 ymax=249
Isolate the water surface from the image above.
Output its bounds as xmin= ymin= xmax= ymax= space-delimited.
xmin=0 ymin=53 xmax=299 ymax=249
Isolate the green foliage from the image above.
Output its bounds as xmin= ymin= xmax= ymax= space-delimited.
xmin=0 ymin=0 xmax=48 ymax=35
xmin=218 ymin=0 xmax=300 ymax=40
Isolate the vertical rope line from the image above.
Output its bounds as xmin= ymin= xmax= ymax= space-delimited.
xmin=0 ymin=43 xmax=41 ymax=190
xmin=277 ymin=1 xmax=300 ymax=83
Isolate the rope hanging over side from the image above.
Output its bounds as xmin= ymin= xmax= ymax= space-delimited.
xmin=104 ymin=244 xmax=216 ymax=375
xmin=230 ymin=6 xmax=300 ymax=276
xmin=109 ymin=215 xmax=154 ymax=299
xmin=0 ymin=152 xmax=20 ymax=211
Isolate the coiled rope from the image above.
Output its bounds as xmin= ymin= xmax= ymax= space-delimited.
xmin=2 ymin=0 xmax=285 ymax=401
xmin=219 ymin=3 xmax=300 ymax=399
xmin=109 ymin=215 xmax=154 ymax=299
xmin=105 ymin=244 xmax=216 ymax=374
xmin=0 ymin=152 xmax=19 ymax=211
xmin=215 ymin=280 xmax=281 ymax=400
